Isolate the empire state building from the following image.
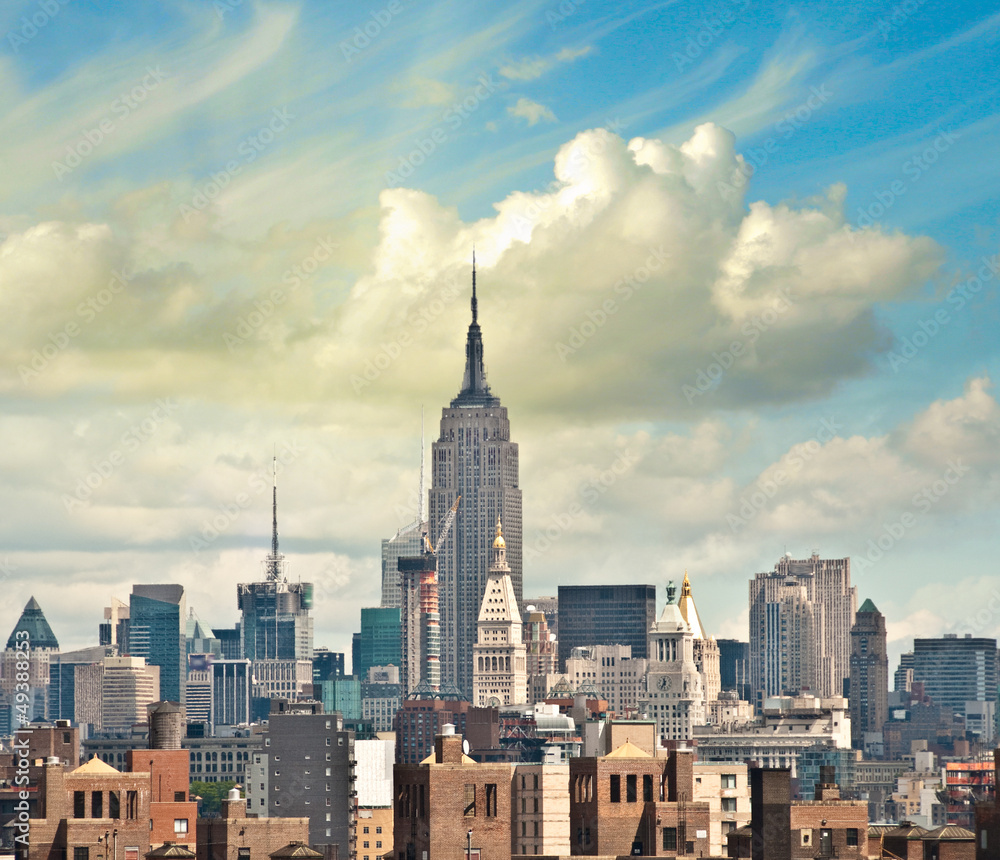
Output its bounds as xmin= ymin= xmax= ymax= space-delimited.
xmin=429 ymin=259 xmax=522 ymax=698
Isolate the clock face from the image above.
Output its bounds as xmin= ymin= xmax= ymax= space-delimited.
xmin=657 ymin=676 xmax=672 ymax=691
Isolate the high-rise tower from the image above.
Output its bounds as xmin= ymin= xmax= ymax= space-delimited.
xmin=849 ymin=598 xmax=888 ymax=750
xmin=237 ymin=459 xmax=314 ymax=662
xmin=429 ymin=257 xmax=522 ymax=697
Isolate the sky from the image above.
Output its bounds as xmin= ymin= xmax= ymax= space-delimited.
xmin=1 ymin=0 xmax=999 ymax=675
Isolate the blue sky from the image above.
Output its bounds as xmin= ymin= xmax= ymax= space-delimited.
xmin=1 ymin=0 xmax=999 ymax=672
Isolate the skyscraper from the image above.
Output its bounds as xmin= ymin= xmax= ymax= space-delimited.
xmin=557 ymin=584 xmax=656 ymax=669
xmin=849 ymin=598 xmax=889 ymax=750
xmin=237 ymin=461 xmax=314 ymax=663
xmin=429 ymin=259 xmax=522 ymax=697
xmin=912 ymin=634 xmax=999 ymax=717
xmin=129 ymin=584 xmax=185 ymax=704
xmin=352 ymin=606 xmax=402 ymax=679
xmin=749 ymin=552 xmax=857 ymax=707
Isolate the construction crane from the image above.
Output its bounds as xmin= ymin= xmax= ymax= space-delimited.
xmin=424 ymin=495 xmax=461 ymax=556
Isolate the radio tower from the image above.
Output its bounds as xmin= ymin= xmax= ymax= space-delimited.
xmin=265 ymin=455 xmax=285 ymax=581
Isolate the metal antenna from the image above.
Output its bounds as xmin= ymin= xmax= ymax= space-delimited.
xmin=419 ymin=406 xmax=426 ymax=525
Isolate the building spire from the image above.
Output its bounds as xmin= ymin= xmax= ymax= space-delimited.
xmin=419 ymin=406 xmax=426 ymax=525
xmin=471 ymin=247 xmax=478 ymax=325
xmin=452 ymin=252 xmax=499 ymax=407
xmin=265 ymin=453 xmax=285 ymax=582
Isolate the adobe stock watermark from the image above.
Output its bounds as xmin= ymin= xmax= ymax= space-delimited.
xmin=19 ymin=266 xmax=134 ymax=385
xmin=727 ymin=416 xmax=842 ymax=532
xmin=672 ymin=0 xmax=751 ymax=72
xmin=555 ymin=245 xmax=669 ymax=359
xmin=179 ymin=107 xmax=294 ymax=222
xmin=62 ymin=399 xmax=181 ymax=512
xmin=545 ymin=0 xmax=585 ymax=30
xmin=682 ymin=288 xmax=794 ymax=403
xmin=876 ymin=0 xmax=928 ymax=40
xmin=339 ymin=1 xmax=406 ymax=63
xmin=854 ymin=458 xmax=970 ymax=573
xmin=888 ymin=251 xmax=998 ymax=372
xmin=507 ymin=117 xmax=627 ymax=240
xmin=351 ymin=276 xmax=463 ymax=394
xmin=7 ymin=0 xmax=72 ymax=52
xmin=716 ymin=86 xmax=833 ymax=199
xmin=855 ymin=130 xmax=958 ymax=229
xmin=52 ymin=67 xmax=167 ymax=180
xmin=524 ymin=447 xmax=640 ymax=561
xmin=384 ymin=75 xmax=499 ymax=187
xmin=190 ymin=441 xmax=306 ymax=552
xmin=223 ymin=235 xmax=338 ymax=351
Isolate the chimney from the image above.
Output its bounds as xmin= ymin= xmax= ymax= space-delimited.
xmin=434 ymin=725 xmax=464 ymax=764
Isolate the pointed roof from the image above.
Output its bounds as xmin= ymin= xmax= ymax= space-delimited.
xmin=452 ymin=254 xmax=500 ymax=408
xmin=651 ymin=580 xmax=687 ymax=633
xmin=269 ymin=844 xmax=324 ymax=860
xmin=858 ymin=598 xmax=879 ymax=613
xmin=923 ymin=825 xmax=974 ymax=841
xmin=477 ymin=561 xmax=522 ymax=625
xmin=145 ymin=844 xmax=197 ymax=860
xmin=6 ymin=596 xmax=59 ymax=650
xmin=73 ymin=756 xmax=120 ymax=775
xmin=604 ymin=740 xmax=651 ymax=759
xmin=677 ymin=571 xmax=707 ymax=639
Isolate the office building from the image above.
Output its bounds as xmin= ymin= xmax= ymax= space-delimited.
xmin=511 ymin=757 xmax=570 ymax=856
xmin=129 ymin=584 xmax=186 ymax=704
xmin=380 ymin=520 xmax=425 ymax=610
xmin=360 ymin=665 xmax=403 ymax=733
xmin=99 ymin=597 xmax=130 ymax=652
xmin=912 ymin=634 xmax=999 ymax=720
xmin=237 ymin=467 xmax=314 ymax=663
xmin=677 ymin=571 xmax=721 ymax=706
xmin=101 ymin=655 xmax=159 ymax=731
xmin=472 ymin=518 xmax=526 ymax=707
xmin=523 ymin=604 xmax=558 ymax=680
xmin=562 ymin=645 xmax=647 ymax=715
xmin=429 ymin=261 xmax=522 ymax=697
xmin=319 ymin=675 xmax=362 ymax=721
xmin=849 ymin=598 xmax=889 ymax=750
xmin=718 ymin=639 xmax=751 ymax=702
xmin=212 ymin=659 xmax=251 ymax=726
xmin=185 ymin=667 xmax=212 ymax=723
xmin=557 ymin=584 xmax=656 ymax=669
xmin=750 ymin=553 xmax=857 ymax=705
xmin=895 ymin=650 xmax=915 ymax=693
xmin=351 ymin=607 xmax=401 ymax=680
xmin=2 ymin=596 xmax=59 ymax=726
xmin=313 ymin=647 xmax=345 ymax=685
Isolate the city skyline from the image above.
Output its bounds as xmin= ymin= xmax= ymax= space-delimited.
xmin=1 ymin=1 xmax=999 ymax=672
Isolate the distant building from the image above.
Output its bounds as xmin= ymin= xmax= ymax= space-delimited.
xmin=360 ymin=665 xmax=402 ymax=733
xmin=563 ymin=645 xmax=647 ymax=716
xmin=849 ymin=598 xmax=888 ymax=750
xmin=1 ymin=596 xmax=59 ymax=727
xmin=523 ymin=604 xmax=557 ymax=679
xmin=895 ymin=650 xmax=915 ymax=693
xmin=642 ymin=580 xmax=705 ymax=741
xmin=312 ymin=648 xmax=345 ymax=684
xmin=512 ymin=756 xmax=570 ymax=856
xmin=212 ymin=659 xmax=251 ymax=727
xmin=913 ymin=634 xmax=999 ymax=722
xmin=429 ymin=263 xmax=523 ymax=698
xmin=129 ymin=584 xmax=186 ymax=705
xmin=523 ymin=595 xmax=558 ymax=640
xmin=557 ymin=584 xmax=656 ymax=669
xmin=355 ymin=738 xmax=394 ymax=860
xmin=351 ymin=607 xmax=401 ymax=680
xmin=750 ymin=553 xmax=857 ymax=706
xmin=717 ymin=639 xmax=751 ymax=701
xmin=102 ymin=655 xmax=160 ymax=731
xmin=691 ymin=762 xmax=751 ymax=857
xmin=472 ymin=519 xmax=526 ymax=707
xmin=380 ymin=520 xmax=424 ymax=610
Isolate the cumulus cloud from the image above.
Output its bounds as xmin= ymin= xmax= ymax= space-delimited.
xmin=507 ymin=97 xmax=558 ymax=125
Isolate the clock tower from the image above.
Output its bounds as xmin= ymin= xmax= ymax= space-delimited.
xmin=643 ymin=580 xmax=705 ymax=742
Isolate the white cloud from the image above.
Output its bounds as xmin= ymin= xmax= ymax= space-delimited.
xmin=508 ymin=97 xmax=558 ymax=126
xmin=499 ymin=45 xmax=592 ymax=81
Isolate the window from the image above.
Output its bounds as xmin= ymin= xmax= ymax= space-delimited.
xmin=846 ymin=829 xmax=859 ymax=847
xmin=363 ymin=827 xmax=369 ymax=834
xmin=486 ymin=783 xmax=498 ymax=817
xmin=126 ymin=791 xmax=137 ymax=820
xmin=464 ymin=783 xmax=476 ymax=816
xmin=363 ymin=842 xmax=369 ymax=849
xmin=73 ymin=791 xmax=85 ymax=819
xmin=626 ymin=774 xmax=637 ymax=803
xmin=722 ymin=797 xmax=737 ymax=813
xmin=533 ymin=774 xmax=538 ymax=790
xmin=74 ymin=849 xmax=89 ymax=860
xmin=610 ymin=774 xmax=621 ymax=803
xmin=643 ymin=774 xmax=653 ymax=802
xmin=663 ymin=828 xmax=677 ymax=851
xmin=92 ymin=791 xmax=103 ymax=818
xmin=721 ymin=773 xmax=737 ymax=789
xmin=376 ymin=842 xmax=381 ymax=849
xmin=174 ymin=819 xmax=189 ymax=835
xmin=174 ymin=791 xmax=186 ymax=802
xmin=238 ymin=850 xmax=250 ymax=860
xmin=109 ymin=791 xmax=120 ymax=820
xmin=326 ymin=739 xmax=331 ymax=746
xmin=376 ymin=827 xmax=382 ymax=834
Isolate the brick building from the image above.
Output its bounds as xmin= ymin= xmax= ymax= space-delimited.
xmin=393 ymin=726 xmax=513 ymax=860
xmin=569 ymin=742 xmax=711 ymax=856
xmin=727 ymin=766 xmax=868 ymax=860
xmin=196 ymin=790 xmax=310 ymax=860
xmin=975 ymin=748 xmax=1000 ymax=859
